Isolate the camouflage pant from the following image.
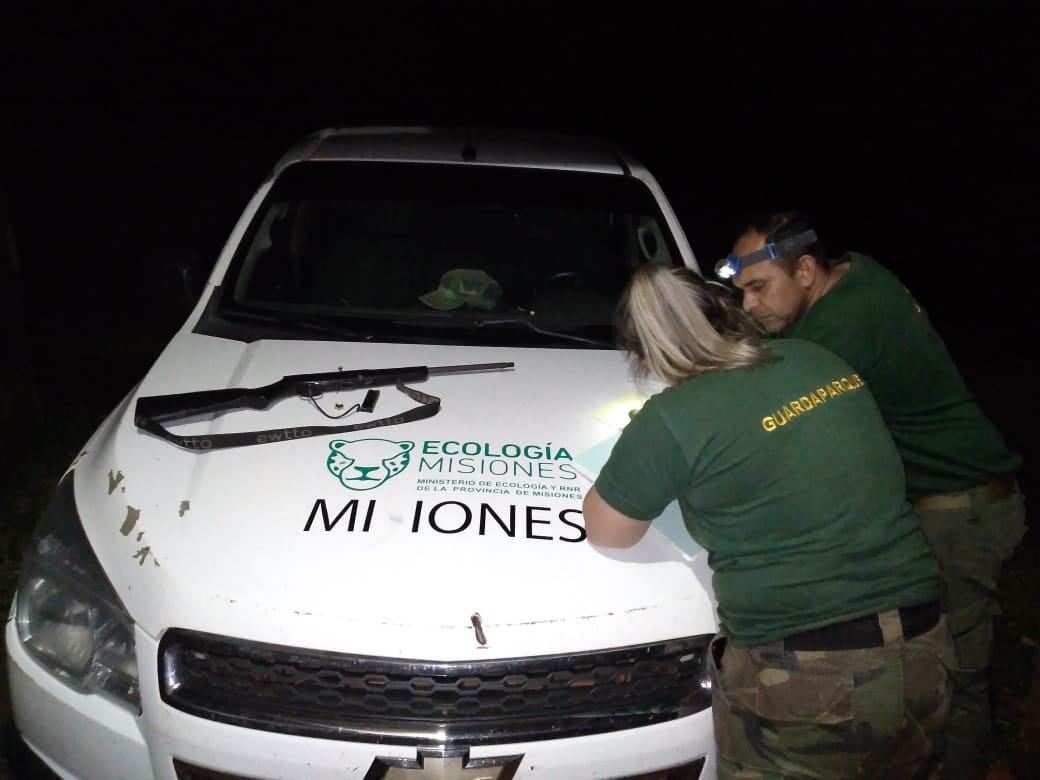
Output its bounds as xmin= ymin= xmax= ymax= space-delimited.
xmin=915 ymin=481 xmax=1027 ymax=780
xmin=709 ymin=615 xmax=954 ymax=779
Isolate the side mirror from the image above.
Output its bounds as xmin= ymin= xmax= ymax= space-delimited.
xmin=144 ymin=249 xmax=209 ymax=319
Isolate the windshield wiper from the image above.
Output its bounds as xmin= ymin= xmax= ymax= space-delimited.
xmin=220 ymin=309 xmax=378 ymax=342
xmin=475 ymin=317 xmax=615 ymax=348
xmin=395 ymin=314 xmax=614 ymax=349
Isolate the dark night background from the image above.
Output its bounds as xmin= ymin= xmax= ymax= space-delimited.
xmin=4 ymin=1 xmax=1037 ymax=483
xmin=0 ymin=1 xmax=1038 ymax=775
xmin=2 ymin=3 xmax=1038 ymax=382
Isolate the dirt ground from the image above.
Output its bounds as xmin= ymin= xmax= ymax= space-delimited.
xmin=0 ymin=326 xmax=1036 ymax=778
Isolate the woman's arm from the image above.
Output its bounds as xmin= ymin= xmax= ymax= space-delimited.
xmin=582 ymin=486 xmax=652 ymax=548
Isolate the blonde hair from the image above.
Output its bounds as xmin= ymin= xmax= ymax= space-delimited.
xmin=617 ymin=265 xmax=776 ymax=385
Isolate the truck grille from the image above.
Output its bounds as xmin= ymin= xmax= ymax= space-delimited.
xmin=159 ymin=629 xmax=711 ymax=745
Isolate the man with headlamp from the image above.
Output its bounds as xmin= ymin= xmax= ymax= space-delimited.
xmin=720 ymin=211 xmax=1025 ymax=780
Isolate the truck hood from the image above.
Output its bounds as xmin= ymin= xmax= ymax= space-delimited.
xmin=73 ymin=333 xmax=715 ymax=660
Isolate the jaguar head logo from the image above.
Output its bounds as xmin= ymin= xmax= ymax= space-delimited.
xmin=327 ymin=438 xmax=414 ymax=491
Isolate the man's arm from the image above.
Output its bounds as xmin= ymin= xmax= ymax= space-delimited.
xmin=583 ymin=486 xmax=652 ymax=548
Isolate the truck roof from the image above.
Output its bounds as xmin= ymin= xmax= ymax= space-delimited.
xmin=273 ymin=126 xmax=635 ymax=175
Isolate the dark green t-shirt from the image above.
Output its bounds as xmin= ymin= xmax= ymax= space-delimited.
xmin=595 ymin=339 xmax=940 ymax=645
xmin=784 ymin=253 xmax=1020 ymax=499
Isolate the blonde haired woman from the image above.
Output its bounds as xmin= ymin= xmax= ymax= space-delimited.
xmin=583 ymin=265 xmax=953 ymax=780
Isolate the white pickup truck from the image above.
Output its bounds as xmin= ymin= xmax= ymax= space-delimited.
xmin=6 ymin=127 xmax=719 ymax=779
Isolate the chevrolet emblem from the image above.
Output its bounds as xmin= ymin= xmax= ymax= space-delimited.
xmin=364 ymin=747 xmax=523 ymax=780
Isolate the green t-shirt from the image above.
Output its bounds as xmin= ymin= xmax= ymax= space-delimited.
xmin=784 ymin=253 xmax=1020 ymax=499
xmin=595 ymin=339 xmax=940 ymax=646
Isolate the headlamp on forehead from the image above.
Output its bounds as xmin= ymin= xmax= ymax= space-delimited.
xmin=714 ymin=229 xmax=819 ymax=280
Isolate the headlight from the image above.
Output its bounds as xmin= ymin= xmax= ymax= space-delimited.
xmin=15 ymin=472 xmax=140 ymax=713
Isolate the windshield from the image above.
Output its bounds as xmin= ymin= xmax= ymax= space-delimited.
xmin=207 ymin=161 xmax=683 ymax=347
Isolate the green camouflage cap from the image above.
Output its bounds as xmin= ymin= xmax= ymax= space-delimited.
xmin=419 ymin=269 xmax=503 ymax=311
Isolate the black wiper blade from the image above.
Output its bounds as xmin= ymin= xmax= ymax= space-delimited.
xmin=277 ymin=315 xmax=368 ymax=341
xmin=392 ymin=314 xmax=614 ymax=348
xmin=221 ymin=309 xmax=373 ymax=341
xmin=475 ymin=317 xmax=615 ymax=348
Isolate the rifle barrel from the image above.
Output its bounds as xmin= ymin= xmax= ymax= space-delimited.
xmin=427 ymin=362 xmax=514 ymax=376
